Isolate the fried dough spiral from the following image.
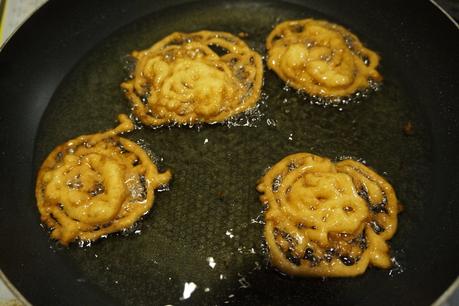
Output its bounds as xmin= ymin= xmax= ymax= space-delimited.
xmin=121 ymin=31 xmax=263 ymax=126
xmin=257 ymin=153 xmax=399 ymax=277
xmin=266 ymin=19 xmax=382 ymax=98
xmin=35 ymin=115 xmax=172 ymax=245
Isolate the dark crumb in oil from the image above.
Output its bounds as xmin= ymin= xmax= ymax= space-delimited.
xmin=403 ymin=121 xmax=415 ymax=136
xmin=397 ymin=201 xmax=405 ymax=213
xmin=238 ymin=32 xmax=249 ymax=38
xmin=217 ymin=191 xmax=225 ymax=202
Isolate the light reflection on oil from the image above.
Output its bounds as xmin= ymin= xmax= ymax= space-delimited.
xmin=179 ymin=282 xmax=197 ymax=301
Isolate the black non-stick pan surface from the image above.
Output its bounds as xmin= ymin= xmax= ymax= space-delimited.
xmin=1 ymin=0 xmax=458 ymax=305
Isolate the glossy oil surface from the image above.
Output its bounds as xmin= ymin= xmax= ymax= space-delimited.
xmin=33 ymin=1 xmax=432 ymax=305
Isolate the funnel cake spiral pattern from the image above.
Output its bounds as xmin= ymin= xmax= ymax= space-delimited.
xmin=257 ymin=153 xmax=399 ymax=277
xmin=121 ymin=31 xmax=263 ymax=126
xmin=266 ymin=19 xmax=382 ymax=98
xmin=35 ymin=115 xmax=172 ymax=245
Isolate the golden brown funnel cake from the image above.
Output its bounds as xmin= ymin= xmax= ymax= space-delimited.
xmin=121 ymin=31 xmax=263 ymax=126
xmin=35 ymin=115 xmax=172 ymax=245
xmin=257 ymin=153 xmax=399 ymax=277
xmin=266 ymin=19 xmax=382 ymax=98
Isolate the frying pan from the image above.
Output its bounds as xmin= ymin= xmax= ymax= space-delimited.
xmin=0 ymin=0 xmax=458 ymax=305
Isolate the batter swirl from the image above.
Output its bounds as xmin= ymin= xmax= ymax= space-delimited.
xmin=266 ymin=19 xmax=382 ymax=98
xmin=257 ymin=153 xmax=399 ymax=277
xmin=35 ymin=115 xmax=172 ymax=245
xmin=121 ymin=31 xmax=263 ymax=125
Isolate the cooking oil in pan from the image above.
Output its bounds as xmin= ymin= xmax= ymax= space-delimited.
xmin=34 ymin=1 xmax=430 ymax=305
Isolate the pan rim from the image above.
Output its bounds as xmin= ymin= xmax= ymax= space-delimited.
xmin=430 ymin=0 xmax=459 ymax=29
xmin=0 ymin=0 xmax=48 ymax=51
xmin=0 ymin=270 xmax=31 ymax=305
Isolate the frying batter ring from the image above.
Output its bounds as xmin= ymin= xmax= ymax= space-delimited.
xmin=35 ymin=114 xmax=172 ymax=245
xmin=266 ymin=19 xmax=381 ymax=98
xmin=257 ymin=153 xmax=399 ymax=277
xmin=121 ymin=31 xmax=263 ymax=126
